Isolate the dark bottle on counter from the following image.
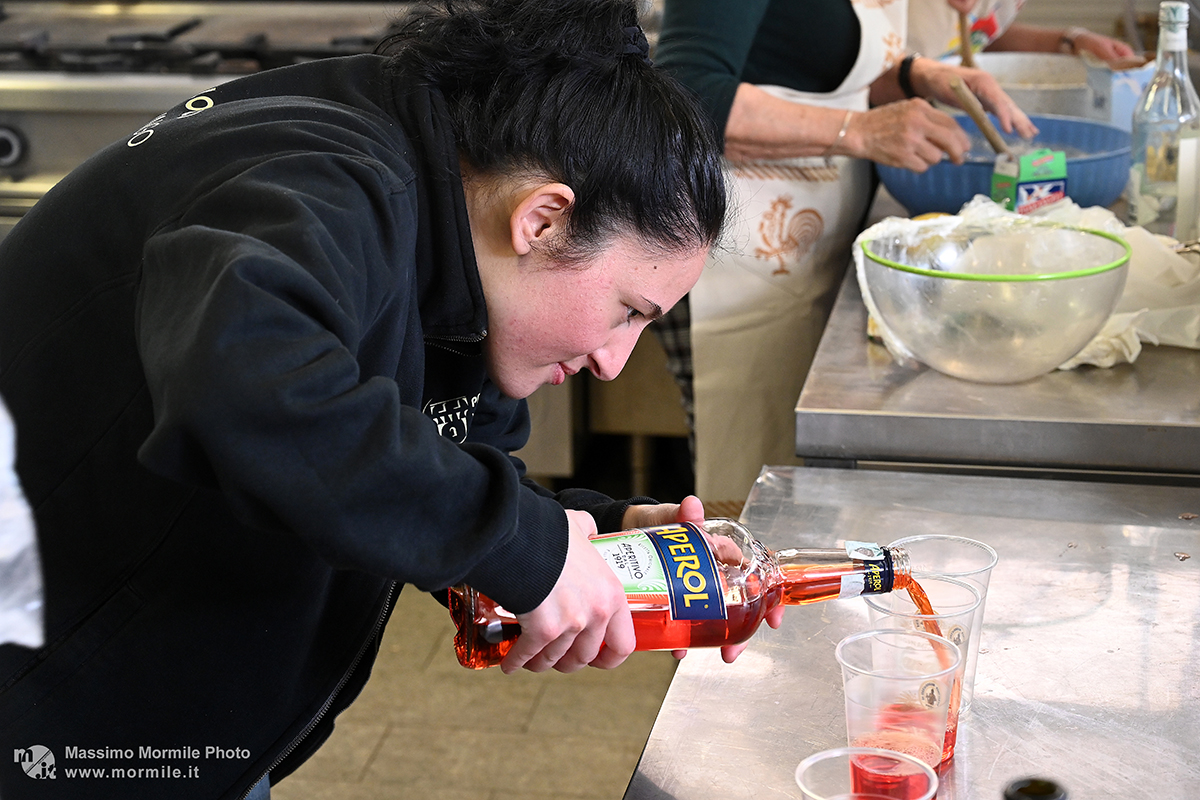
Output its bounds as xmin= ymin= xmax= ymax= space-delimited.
xmin=1004 ymin=777 xmax=1068 ymax=800
xmin=448 ymin=517 xmax=913 ymax=668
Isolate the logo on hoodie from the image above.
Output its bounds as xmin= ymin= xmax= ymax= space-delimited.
xmin=424 ymin=393 xmax=480 ymax=443
xmin=127 ymin=92 xmax=218 ymax=148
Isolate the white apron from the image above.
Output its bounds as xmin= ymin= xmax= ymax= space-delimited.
xmin=690 ymin=0 xmax=908 ymax=506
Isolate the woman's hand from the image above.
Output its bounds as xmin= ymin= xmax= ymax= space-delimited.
xmin=988 ymin=22 xmax=1137 ymax=65
xmin=504 ymin=509 xmax=634 ymax=674
xmin=714 ymin=604 xmax=786 ymax=664
xmin=723 ymin=84 xmax=968 ymax=165
xmin=909 ymin=58 xmax=1039 ymax=139
xmin=1070 ymin=29 xmax=1136 ymax=62
xmin=621 ymin=494 xmax=705 ymax=530
xmin=833 ymin=100 xmax=973 ymax=172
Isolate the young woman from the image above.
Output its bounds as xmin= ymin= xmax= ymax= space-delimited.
xmin=0 ymin=2 xmax=726 ymax=797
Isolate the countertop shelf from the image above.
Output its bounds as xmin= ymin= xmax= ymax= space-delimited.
xmin=794 ymin=269 xmax=1200 ymax=476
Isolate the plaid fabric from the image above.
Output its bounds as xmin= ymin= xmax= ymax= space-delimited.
xmin=651 ymin=296 xmax=695 ymax=456
xmin=704 ymin=499 xmax=746 ymax=520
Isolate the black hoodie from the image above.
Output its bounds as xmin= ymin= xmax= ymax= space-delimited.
xmin=0 ymin=54 xmax=642 ymax=799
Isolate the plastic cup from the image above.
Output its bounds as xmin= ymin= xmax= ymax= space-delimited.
xmin=865 ymin=576 xmax=981 ymax=763
xmin=835 ymin=629 xmax=961 ymax=771
xmin=889 ymin=534 xmax=998 ymax=716
xmin=795 ymin=746 xmax=939 ymax=800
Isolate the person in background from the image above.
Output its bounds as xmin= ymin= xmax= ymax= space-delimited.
xmin=652 ymin=0 xmax=1036 ymax=512
xmin=0 ymin=2 xmax=734 ymax=798
xmin=908 ymin=0 xmax=1136 ymax=64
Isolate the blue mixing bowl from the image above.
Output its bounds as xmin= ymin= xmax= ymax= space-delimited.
xmin=876 ymin=114 xmax=1131 ymax=216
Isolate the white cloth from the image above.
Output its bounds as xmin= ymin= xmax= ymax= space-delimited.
xmin=0 ymin=395 xmax=43 ymax=649
xmin=907 ymin=0 xmax=1025 ymax=61
xmin=689 ymin=0 xmax=907 ymax=504
xmin=1034 ymin=197 xmax=1200 ymax=360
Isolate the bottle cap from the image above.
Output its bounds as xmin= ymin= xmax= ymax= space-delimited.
xmin=1004 ymin=777 xmax=1068 ymax=800
xmin=1159 ymin=1 xmax=1188 ymax=26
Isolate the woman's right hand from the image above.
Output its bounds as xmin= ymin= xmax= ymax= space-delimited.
xmin=503 ymin=509 xmax=635 ymax=675
xmin=834 ymin=100 xmax=972 ymax=172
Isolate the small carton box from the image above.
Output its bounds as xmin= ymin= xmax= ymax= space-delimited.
xmin=990 ymin=149 xmax=1068 ymax=214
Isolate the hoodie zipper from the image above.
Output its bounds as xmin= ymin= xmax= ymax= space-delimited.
xmin=432 ymin=330 xmax=485 ymax=342
xmin=238 ymin=580 xmax=398 ymax=800
xmin=425 ymin=330 xmax=486 ymax=357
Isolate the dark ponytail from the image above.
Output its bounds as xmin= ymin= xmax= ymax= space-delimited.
xmin=378 ymin=0 xmax=726 ymax=263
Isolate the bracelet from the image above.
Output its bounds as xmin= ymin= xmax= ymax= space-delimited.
xmin=898 ymin=53 xmax=921 ymax=99
xmin=823 ymin=109 xmax=855 ymax=159
xmin=1058 ymin=26 xmax=1087 ymax=55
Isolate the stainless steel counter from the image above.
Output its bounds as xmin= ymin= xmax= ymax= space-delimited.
xmin=794 ymin=270 xmax=1200 ymax=476
xmin=624 ymin=466 xmax=1200 ymax=800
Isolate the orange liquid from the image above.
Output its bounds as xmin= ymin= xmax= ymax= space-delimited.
xmin=907 ymin=581 xmax=942 ymax=636
xmin=849 ymin=750 xmax=936 ymax=800
xmin=629 ymin=587 xmax=777 ymax=649
xmin=451 ymin=582 xmax=782 ymax=669
xmin=779 ymin=554 xmax=914 ymax=605
xmin=852 ymin=729 xmax=941 ymax=770
xmin=778 ymin=562 xmax=858 ymax=604
xmin=906 ymin=579 xmax=961 ymax=764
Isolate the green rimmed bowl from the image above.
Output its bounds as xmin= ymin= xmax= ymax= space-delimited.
xmin=861 ymin=224 xmax=1131 ymax=384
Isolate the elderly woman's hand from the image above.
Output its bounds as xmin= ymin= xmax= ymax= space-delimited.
xmin=910 ymin=58 xmax=1039 ymax=139
xmin=912 ymin=58 xmax=1036 ymax=140
xmin=833 ymin=99 xmax=972 ymax=171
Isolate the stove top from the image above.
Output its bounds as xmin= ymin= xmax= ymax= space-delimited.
xmin=0 ymin=2 xmax=407 ymax=74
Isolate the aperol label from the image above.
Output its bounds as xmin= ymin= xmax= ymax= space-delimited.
xmin=591 ymin=523 xmax=727 ymax=621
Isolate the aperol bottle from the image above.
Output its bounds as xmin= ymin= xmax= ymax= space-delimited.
xmin=448 ymin=518 xmax=913 ymax=669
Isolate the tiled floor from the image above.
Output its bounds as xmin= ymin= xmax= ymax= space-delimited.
xmin=272 ymin=585 xmax=679 ymax=800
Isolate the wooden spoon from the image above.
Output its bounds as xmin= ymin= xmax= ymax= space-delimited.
xmin=958 ymin=11 xmax=976 ymax=68
xmin=949 ymin=76 xmax=1009 ymax=156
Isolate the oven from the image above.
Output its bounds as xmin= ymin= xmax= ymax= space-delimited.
xmin=0 ymin=1 xmax=665 ymax=244
xmin=0 ymin=2 xmax=411 ymax=241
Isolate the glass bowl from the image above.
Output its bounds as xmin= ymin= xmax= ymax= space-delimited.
xmin=860 ymin=222 xmax=1131 ymax=383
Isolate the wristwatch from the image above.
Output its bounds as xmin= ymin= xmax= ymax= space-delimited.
xmin=899 ymin=53 xmax=921 ymax=99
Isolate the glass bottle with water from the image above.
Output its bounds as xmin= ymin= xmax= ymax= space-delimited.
xmin=1128 ymin=1 xmax=1200 ymax=240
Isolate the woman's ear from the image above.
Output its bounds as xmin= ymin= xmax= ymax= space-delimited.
xmin=510 ymin=183 xmax=575 ymax=256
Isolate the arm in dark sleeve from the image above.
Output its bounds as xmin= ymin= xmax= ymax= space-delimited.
xmin=655 ymin=0 xmax=774 ymax=142
xmin=466 ymin=381 xmax=658 ymax=535
xmin=135 ymin=152 xmax=566 ymax=614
